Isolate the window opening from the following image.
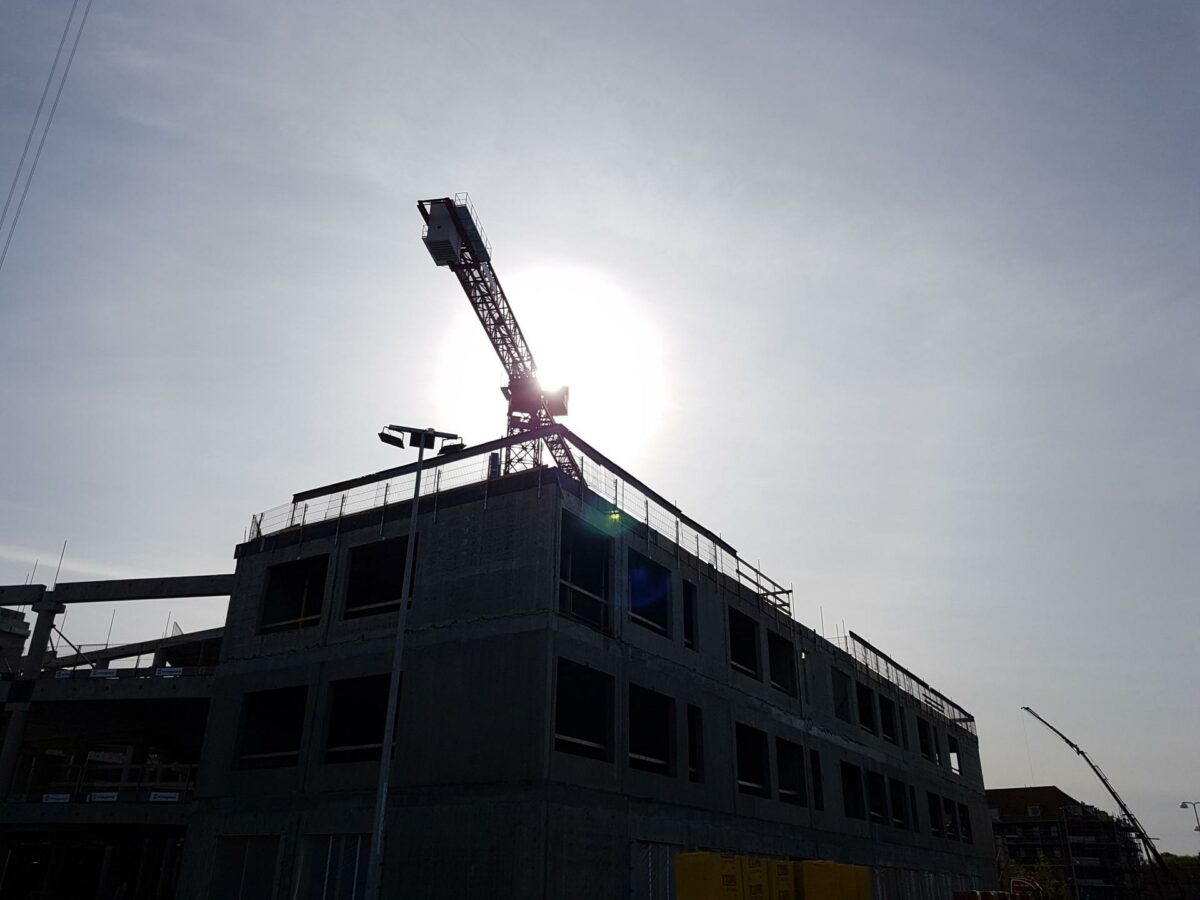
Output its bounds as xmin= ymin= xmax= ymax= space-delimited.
xmin=345 ymin=536 xmax=415 ymax=619
xmin=559 ymin=512 xmax=611 ymax=632
xmin=865 ymin=770 xmax=888 ymax=824
xmin=958 ymin=802 xmax=973 ymax=844
xmin=727 ymin=608 xmax=759 ymax=677
xmin=238 ymin=686 xmax=307 ymax=769
xmin=325 ymin=675 xmax=389 ymax=763
xmin=831 ymin=668 xmax=852 ymax=723
xmin=810 ymin=750 xmax=824 ymax=810
xmin=296 ymin=834 xmax=369 ymax=900
xmin=735 ymin=724 xmax=769 ymax=798
xmin=767 ymin=632 xmax=797 ymax=696
xmin=928 ymin=792 xmax=944 ymax=838
xmin=260 ymin=555 xmax=328 ymax=633
xmin=628 ymin=549 xmax=671 ymax=635
xmin=628 ymin=684 xmax=674 ymax=775
xmin=682 ymin=580 xmax=698 ymax=649
xmin=553 ymin=658 xmax=612 ymax=761
xmin=917 ymin=716 xmax=934 ymax=760
xmin=687 ymin=705 xmax=704 ymax=783
xmin=776 ymin=738 xmax=807 ymax=806
xmin=948 ymin=735 xmax=961 ymax=775
xmin=840 ymin=762 xmax=866 ymax=820
xmin=855 ymin=682 xmax=876 ymax=734
xmin=878 ymin=695 xmax=898 ymax=744
xmin=943 ymin=797 xmax=961 ymax=840
xmin=208 ymin=836 xmax=280 ymax=900
xmin=888 ymin=777 xmax=908 ymax=828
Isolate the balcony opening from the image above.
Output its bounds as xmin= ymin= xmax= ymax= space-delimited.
xmin=865 ymin=770 xmax=888 ymax=824
xmin=325 ymin=674 xmax=390 ymax=763
xmin=878 ymin=695 xmax=898 ymax=744
xmin=553 ymin=658 xmax=612 ymax=761
xmin=559 ymin=512 xmax=611 ymax=632
xmin=889 ymin=777 xmax=908 ymax=828
xmin=735 ymin=724 xmax=769 ymax=798
xmin=260 ymin=555 xmax=328 ymax=634
xmin=237 ymin=686 xmax=307 ymax=769
xmin=810 ymin=750 xmax=824 ymax=810
xmin=728 ymin=608 xmax=759 ymax=678
xmin=948 ymin=735 xmax=962 ymax=775
xmin=628 ymin=684 xmax=674 ymax=775
xmin=776 ymin=738 xmax=807 ymax=806
xmin=687 ymin=704 xmax=704 ymax=783
xmin=855 ymin=682 xmax=876 ymax=734
xmin=767 ymin=631 xmax=797 ymax=696
xmin=682 ymin=580 xmax=698 ymax=649
xmin=840 ymin=762 xmax=865 ymax=820
xmin=628 ymin=549 xmax=671 ymax=636
xmin=345 ymin=535 xmax=415 ymax=619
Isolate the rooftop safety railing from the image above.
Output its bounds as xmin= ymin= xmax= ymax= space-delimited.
xmin=834 ymin=630 xmax=977 ymax=736
xmin=248 ymin=425 xmax=792 ymax=615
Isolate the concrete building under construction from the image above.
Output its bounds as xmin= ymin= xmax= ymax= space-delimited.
xmin=0 ymin=424 xmax=995 ymax=899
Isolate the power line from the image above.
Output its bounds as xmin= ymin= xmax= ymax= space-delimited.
xmin=0 ymin=0 xmax=81 ymax=237
xmin=0 ymin=0 xmax=96 ymax=280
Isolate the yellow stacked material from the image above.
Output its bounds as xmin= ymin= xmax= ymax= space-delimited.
xmin=676 ymin=852 xmax=742 ymax=900
xmin=764 ymin=859 xmax=795 ymax=900
xmin=792 ymin=860 xmax=872 ymax=900
xmin=741 ymin=856 xmax=767 ymax=900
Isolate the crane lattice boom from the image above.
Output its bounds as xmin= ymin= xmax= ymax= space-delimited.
xmin=417 ymin=195 xmax=582 ymax=482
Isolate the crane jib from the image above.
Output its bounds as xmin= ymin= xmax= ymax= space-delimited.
xmin=419 ymin=195 xmax=583 ymax=483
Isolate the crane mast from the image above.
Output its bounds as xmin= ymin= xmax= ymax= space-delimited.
xmin=417 ymin=194 xmax=582 ymax=482
xmin=1021 ymin=706 xmax=1184 ymax=900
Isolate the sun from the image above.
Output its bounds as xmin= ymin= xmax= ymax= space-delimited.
xmin=435 ymin=263 xmax=671 ymax=466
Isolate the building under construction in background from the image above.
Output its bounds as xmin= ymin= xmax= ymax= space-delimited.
xmin=988 ymin=786 xmax=1144 ymax=900
xmin=0 ymin=196 xmax=996 ymax=898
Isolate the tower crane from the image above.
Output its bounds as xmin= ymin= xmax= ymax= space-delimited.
xmin=417 ymin=194 xmax=583 ymax=483
xmin=1022 ymin=706 xmax=1184 ymax=900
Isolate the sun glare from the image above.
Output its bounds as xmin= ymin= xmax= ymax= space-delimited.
xmin=435 ymin=264 xmax=670 ymax=465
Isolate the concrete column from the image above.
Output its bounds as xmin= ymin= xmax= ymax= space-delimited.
xmin=0 ymin=594 xmax=64 ymax=798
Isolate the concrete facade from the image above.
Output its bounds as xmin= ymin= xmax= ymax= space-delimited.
xmin=1 ymin=434 xmax=996 ymax=899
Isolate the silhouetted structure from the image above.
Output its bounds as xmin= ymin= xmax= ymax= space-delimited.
xmin=1 ymin=428 xmax=996 ymax=899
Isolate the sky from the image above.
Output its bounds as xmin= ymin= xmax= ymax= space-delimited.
xmin=1 ymin=0 xmax=1197 ymax=853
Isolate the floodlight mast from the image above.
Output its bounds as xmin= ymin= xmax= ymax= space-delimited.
xmin=417 ymin=194 xmax=583 ymax=482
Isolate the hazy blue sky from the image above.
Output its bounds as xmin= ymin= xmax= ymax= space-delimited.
xmin=1 ymin=1 xmax=1197 ymax=852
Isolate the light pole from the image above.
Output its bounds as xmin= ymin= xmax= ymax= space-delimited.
xmin=364 ymin=424 xmax=459 ymax=900
xmin=1181 ymin=801 xmax=1200 ymax=849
